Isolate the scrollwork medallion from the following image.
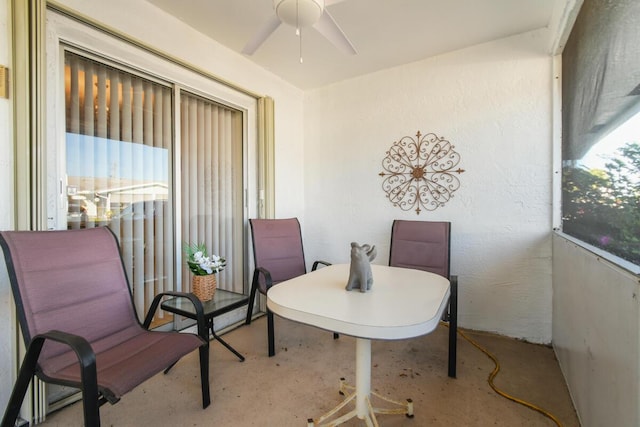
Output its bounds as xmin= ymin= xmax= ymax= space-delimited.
xmin=379 ymin=131 xmax=465 ymax=214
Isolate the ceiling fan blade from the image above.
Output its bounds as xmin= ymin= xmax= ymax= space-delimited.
xmin=242 ymin=15 xmax=282 ymax=55
xmin=314 ymin=10 xmax=357 ymax=55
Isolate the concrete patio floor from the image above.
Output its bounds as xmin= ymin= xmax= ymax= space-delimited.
xmin=40 ymin=315 xmax=580 ymax=426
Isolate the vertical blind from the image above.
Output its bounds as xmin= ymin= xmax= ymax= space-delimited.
xmin=65 ymin=52 xmax=174 ymax=322
xmin=180 ymin=92 xmax=244 ymax=293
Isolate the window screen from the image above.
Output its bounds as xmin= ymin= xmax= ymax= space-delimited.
xmin=561 ymin=0 xmax=640 ymax=266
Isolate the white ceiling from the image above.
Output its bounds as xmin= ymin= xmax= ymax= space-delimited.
xmin=146 ymin=0 xmax=569 ymax=90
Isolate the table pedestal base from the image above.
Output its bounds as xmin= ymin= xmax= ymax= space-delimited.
xmin=308 ymin=338 xmax=414 ymax=427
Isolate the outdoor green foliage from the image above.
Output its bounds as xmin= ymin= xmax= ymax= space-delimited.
xmin=562 ymin=142 xmax=640 ymax=265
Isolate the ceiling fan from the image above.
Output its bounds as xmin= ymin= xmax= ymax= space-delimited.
xmin=242 ymin=0 xmax=357 ymax=58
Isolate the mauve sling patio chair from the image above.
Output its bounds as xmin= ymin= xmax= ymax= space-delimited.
xmin=0 ymin=227 xmax=210 ymax=427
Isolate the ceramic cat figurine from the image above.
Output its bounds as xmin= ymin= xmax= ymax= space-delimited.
xmin=345 ymin=242 xmax=377 ymax=292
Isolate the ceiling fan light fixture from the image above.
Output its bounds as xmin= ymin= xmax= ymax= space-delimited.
xmin=274 ymin=0 xmax=324 ymax=27
xmin=244 ymin=0 xmax=355 ymax=57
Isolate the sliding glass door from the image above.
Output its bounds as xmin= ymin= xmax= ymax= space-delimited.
xmin=60 ymin=49 xmax=250 ymax=326
xmin=44 ymin=8 xmax=261 ymax=418
xmin=64 ymin=52 xmax=175 ymax=326
xmin=180 ymin=92 xmax=244 ymax=295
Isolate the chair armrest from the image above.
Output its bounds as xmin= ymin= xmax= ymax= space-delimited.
xmin=144 ymin=292 xmax=207 ymax=342
xmin=254 ymin=266 xmax=274 ymax=292
xmin=32 ymin=330 xmax=108 ymax=402
xmin=3 ymin=329 xmax=107 ymax=427
xmin=311 ymin=260 xmax=331 ymax=271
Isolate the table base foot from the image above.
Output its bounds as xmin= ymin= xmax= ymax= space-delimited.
xmin=309 ymin=378 xmax=413 ymax=427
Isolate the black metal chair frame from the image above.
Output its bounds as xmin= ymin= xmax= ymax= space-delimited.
xmin=246 ymin=260 xmax=331 ymax=357
xmin=245 ymin=218 xmax=334 ymax=357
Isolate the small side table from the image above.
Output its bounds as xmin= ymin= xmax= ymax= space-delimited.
xmin=162 ymin=289 xmax=249 ymax=362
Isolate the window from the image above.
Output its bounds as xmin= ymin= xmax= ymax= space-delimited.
xmin=562 ymin=113 xmax=640 ymax=265
xmin=561 ymin=0 xmax=640 ymax=268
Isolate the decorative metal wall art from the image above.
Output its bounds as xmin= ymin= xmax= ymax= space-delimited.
xmin=379 ymin=131 xmax=464 ymax=214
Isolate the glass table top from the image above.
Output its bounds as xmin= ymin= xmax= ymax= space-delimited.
xmin=161 ymin=289 xmax=249 ymax=318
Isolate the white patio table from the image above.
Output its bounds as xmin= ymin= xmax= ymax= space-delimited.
xmin=267 ymin=263 xmax=450 ymax=426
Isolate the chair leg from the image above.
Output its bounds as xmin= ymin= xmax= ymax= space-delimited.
xmin=245 ymin=273 xmax=259 ymax=325
xmin=198 ymin=344 xmax=211 ymax=408
xmin=80 ymin=370 xmax=101 ymax=427
xmin=448 ymin=277 xmax=458 ymax=378
xmin=1 ymin=340 xmax=45 ymax=427
xmin=267 ymin=311 xmax=275 ymax=357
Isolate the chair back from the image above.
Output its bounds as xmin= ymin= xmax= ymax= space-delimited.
xmin=249 ymin=218 xmax=307 ymax=292
xmin=389 ymin=220 xmax=451 ymax=278
xmin=0 ymin=227 xmax=141 ymax=377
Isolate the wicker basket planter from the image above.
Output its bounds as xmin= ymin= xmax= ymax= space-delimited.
xmin=192 ymin=274 xmax=217 ymax=301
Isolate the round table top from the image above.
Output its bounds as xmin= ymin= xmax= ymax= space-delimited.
xmin=267 ymin=263 xmax=450 ymax=340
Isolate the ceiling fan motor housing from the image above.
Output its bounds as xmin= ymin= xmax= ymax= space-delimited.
xmin=274 ymin=0 xmax=324 ymax=27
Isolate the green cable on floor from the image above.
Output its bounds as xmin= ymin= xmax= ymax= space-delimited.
xmin=447 ymin=324 xmax=564 ymax=427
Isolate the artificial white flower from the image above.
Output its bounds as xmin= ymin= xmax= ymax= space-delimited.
xmin=184 ymin=243 xmax=226 ymax=276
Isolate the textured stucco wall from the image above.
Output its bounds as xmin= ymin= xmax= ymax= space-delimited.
xmin=303 ymin=29 xmax=554 ymax=343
